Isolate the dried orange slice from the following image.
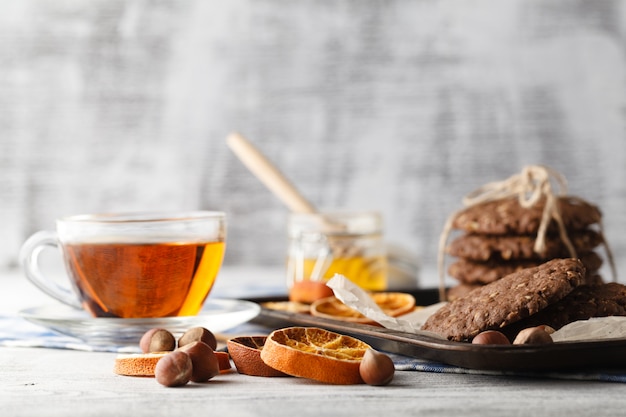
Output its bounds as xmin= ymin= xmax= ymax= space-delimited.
xmin=310 ymin=292 xmax=416 ymax=324
xmin=227 ymin=336 xmax=288 ymax=377
xmin=261 ymin=301 xmax=311 ymax=314
xmin=310 ymin=297 xmax=375 ymax=324
xmin=260 ymin=327 xmax=370 ymax=384
xmin=371 ymin=292 xmax=417 ymax=315
xmin=113 ymin=352 xmax=169 ymax=376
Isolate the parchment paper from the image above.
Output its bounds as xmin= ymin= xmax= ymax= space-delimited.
xmin=326 ymin=274 xmax=445 ymax=339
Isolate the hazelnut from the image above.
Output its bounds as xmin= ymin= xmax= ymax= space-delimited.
xmin=471 ymin=330 xmax=511 ymax=345
xmin=178 ymin=327 xmax=217 ymax=350
xmin=538 ymin=325 xmax=556 ymax=335
xmin=178 ymin=341 xmax=220 ymax=382
xmin=140 ymin=328 xmax=176 ymax=353
xmin=513 ymin=326 xmax=554 ymax=345
xmin=359 ymin=349 xmax=395 ymax=386
xmin=154 ymin=351 xmax=193 ymax=387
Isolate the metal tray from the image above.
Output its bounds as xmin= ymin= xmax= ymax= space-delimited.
xmin=249 ymin=288 xmax=626 ymax=372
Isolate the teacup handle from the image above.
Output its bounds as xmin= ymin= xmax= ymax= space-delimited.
xmin=19 ymin=231 xmax=82 ymax=309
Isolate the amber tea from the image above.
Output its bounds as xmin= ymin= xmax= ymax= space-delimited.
xmin=63 ymin=240 xmax=225 ymax=318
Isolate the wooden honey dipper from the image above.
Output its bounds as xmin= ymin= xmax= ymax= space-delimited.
xmin=226 ymin=132 xmax=386 ymax=283
xmin=226 ymin=132 xmax=317 ymax=215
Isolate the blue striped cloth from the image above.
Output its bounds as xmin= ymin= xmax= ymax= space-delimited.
xmin=0 ymin=314 xmax=140 ymax=353
xmin=391 ymin=354 xmax=626 ymax=383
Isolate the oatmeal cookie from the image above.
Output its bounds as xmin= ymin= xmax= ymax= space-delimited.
xmin=451 ymin=197 xmax=601 ymax=235
xmin=448 ymin=252 xmax=602 ymax=285
xmin=446 ymin=229 xmax=603 ymax=262
xmin=422 ymin=258 xmax=586 ymax=341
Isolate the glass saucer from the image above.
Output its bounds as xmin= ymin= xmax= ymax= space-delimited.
xmin=19 ymin=299 xmax=260 ymax=347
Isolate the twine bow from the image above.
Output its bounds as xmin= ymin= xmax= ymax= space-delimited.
xmin=437 ymin=165 xmax=616 ymax=301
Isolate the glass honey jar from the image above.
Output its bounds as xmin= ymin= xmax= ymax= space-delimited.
xmin=286 ymin=211 xmax=388 ymax=291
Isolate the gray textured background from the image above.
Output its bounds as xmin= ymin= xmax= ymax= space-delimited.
xmin=1 ymin=0 xmax=625 ymax=288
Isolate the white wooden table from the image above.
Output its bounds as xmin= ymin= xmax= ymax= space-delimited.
xmin=2 ymin=266 xmax=626 ymax=417
xmin=4 ymin=345 xmax=626 ymax=417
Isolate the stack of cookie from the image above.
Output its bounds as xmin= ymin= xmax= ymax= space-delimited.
xmin=444 ymin=196 xmax=606 ymax=300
